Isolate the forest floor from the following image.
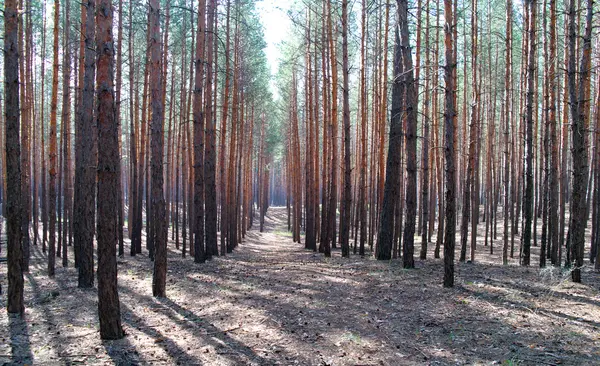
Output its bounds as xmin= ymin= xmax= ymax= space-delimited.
xmin=1 ymin=207 xmax=600 ymax=366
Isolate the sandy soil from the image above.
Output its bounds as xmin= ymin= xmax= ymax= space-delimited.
xmin=1 ymin=207 xmax=599 ymax=365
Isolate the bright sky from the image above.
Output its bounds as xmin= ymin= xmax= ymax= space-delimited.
xmin=256 ymin=0 xmax=293 ymax=100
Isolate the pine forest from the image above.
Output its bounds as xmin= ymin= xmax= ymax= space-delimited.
xmin=1 ymin=0 xmax=600 ymax=364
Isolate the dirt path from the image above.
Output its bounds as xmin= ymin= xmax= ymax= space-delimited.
xmin=2 ymin=207 xmax=600 ymax=365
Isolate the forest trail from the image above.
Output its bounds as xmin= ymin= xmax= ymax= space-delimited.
xmin=2 ymin=206 xmax=600 ymax=365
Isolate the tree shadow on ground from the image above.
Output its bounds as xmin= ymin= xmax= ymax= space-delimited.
xmin=6 ymin=313 xmax=33 ymax=366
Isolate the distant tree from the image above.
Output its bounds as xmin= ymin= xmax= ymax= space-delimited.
xmin=340 ymin=0 xmax=351 ymax=258
xmin=193 ymin=0 xmax=206 ymax=263
xmin=205 ymin=0 xmax=219 ymax=259
xmin=503 ymin=0 xmax=513 ymax=266
xmin=20 ymin=0 xmax=32 ymax=273
xmin=48 ymin=0 xmax=61 ymax=278
xmin=521 ymin=0 xmax=537 ymax=267
xmin=59 ymin=0 xmax=71 ymax=268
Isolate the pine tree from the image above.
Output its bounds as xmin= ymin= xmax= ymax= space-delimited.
xmin=74 ymin=0 xmax=96 ymax=287
xmin=149 ymin=0 xmax=168 ymax=297
xmin=5 ymin=0 xmax=25 ymax=315
xmin=95 ymin=0 xmax=124 ymax=339
xmin=443 ymin=0 xmax=457 ymax=287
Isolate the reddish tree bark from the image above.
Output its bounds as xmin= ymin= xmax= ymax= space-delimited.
xmin=95 ymin=0 xmax=124 ymax=339
xmin=149 ymin=0 xmax=168 ymax=297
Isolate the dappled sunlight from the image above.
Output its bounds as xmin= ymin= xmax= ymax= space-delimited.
xmin=2 ymin=207 xmax=599 ymax=365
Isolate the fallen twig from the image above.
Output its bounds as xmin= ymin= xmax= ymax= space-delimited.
xmin=206 ymin=325 xmax=241 ymax=335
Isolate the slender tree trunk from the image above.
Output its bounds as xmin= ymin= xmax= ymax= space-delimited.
xmin=503 ymin=0 xmax=512 ymax=265
xmin=149 ymin=0 xmax=168 ymax=297
xmin=204 ymin=0 xmax=218 ymax=258
xmin=357 ymin=0 xmax=368 ymax=257
xmin=304 ymin=10 xmax=316 ymax=252
xmin=319 ymin=0 xmax=329 ymax=254
xmin=594 ymin=77 xmax=600 ymax=270
xmin=219 ymin=0 xmax=231 ymax=255
xmin=193 ymin=0 xmax=207 ymax=263
xmin=129 ymin=0 xmax=138 ymax=257
xmin=60 ymin=0 xmax=71 ymax=268
xmin=41 ymin=2 xmax=48 ymax=252
xmin=30 ymin=0 xmax=39 ymax=251
xmin=419 ymin=0 xmax=431 ymax=260
xmin=138 ymin=26 xmax=150 ymax=257
xmin=521 ymin=0 xmax=537 ymax=266
xmin=443 ymin=0 xmax=457 ymax=287
xmin=548 ymin=0 xmax=558 ymax=265
xmin=20 ymin=0 xmax=31 ymax=272
xmin=115 ymin=0 xmax=124 ymax=257
xmin=399 ymin=0 xmax=418 ymax=268
xmin=324 ymin=0 xmax=337 ymax=257
xmin=340 ymin=0 xmax=351 ymax=257
xmin=434 ymin=0 xmax=444 ymax=259
xmin=48 ymin=0 xmax=62 ymax=278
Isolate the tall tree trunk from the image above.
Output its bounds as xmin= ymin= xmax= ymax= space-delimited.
xmin=60 ymin=0 xmax=71 ymax=268
xmin=115 ymin=0 xmax=124 ymax=257
xmin=20 ymin=0 xmax=31 ymax=272
xmin=594 ymin=77 xmax=600 ymax=270
xmin=399 ymin=0 xmax=418 ymax=269
xmin=521 ymin=0 xmax=536 ymax=266
xmin=358 ymin=0 xmax=368 ymax=257
xmin=48 ymin=0 xmax=61 ymax=278
xmin=304 ymin=10 xmax=316 ymax=252
xmin=319 ymin=0 xmax=329 ymax=254
xmin=420 ymin=0 xmax=431 ymax=260
xmin=74 ymin=0 xmax=96 ymax=287
xmin=5 ymin=0 xmax=24 ymax=315
xmin=219 ymin=0 xmax=231 ymax=255
xmin=149 ymin=0 xmax=168 ymax=297
xmin=548 ymin=0 xmax=559 ymax=266
xmin=443 ymin=0 xmax=457 ymax=287
xmin=129 ymin=0 xmax=138 ymax=257
xmin=568 ymin=0 xmax=592 ymax=282
xmin=95 ymin=0 xmax=124 ymax=339
xmin=324 ymin=0 xmax=338 ymax=257
xmin=340 ymin=0 xmax=351 ymax=257
xmin=204 ymin=0 xmax=218 ymax=258
xmin=41 ymin=2 xmax=48 ymax=252
xmin=502 ymin=0 xmax=512 ymax=265
xmin=376 ymin=24 xmax=403 ymax=261
xmin=30 ymin=0 xmax=39 ymax=251
xmin=434 ymin=0 xmax=444 ymax=259
xmin=193 ymin=0 xmax=207 ymax=263
xmin=227 ymin=16 xmax=240 ymax=253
